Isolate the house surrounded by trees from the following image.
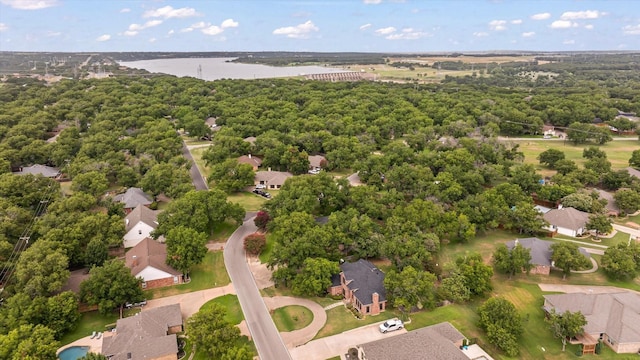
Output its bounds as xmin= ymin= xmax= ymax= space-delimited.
xmin=329 ymin=259 xmax=386 ymax=316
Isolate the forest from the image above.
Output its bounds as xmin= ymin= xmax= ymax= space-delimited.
xmin=0 ymin=53 xmax=639 ymax=359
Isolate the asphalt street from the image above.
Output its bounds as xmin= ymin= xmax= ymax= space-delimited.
xmin=181 ymin=141 xmax=208 ymax=190
xmin=224 ymin=217 xmax=291 ymax=360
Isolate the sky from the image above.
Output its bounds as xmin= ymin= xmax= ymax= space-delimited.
xmin=0 ymin=0 xmax=638 ymax=52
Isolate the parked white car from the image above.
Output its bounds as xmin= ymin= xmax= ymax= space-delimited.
xmin=379 ymin=318 xmax=403 ymax=333
xmin=255 ymin=184 xmax=266 ymax=189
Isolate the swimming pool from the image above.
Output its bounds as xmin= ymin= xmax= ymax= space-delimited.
xmin=58 ymin=346 xmax=89 ymax=360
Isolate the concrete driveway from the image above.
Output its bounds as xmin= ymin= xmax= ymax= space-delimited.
xmin=144 ymin=283 xmax=236 ymax=319
xmin=289 ymin=321 xmax=406 ymax=360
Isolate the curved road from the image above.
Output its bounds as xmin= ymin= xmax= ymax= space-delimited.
xmin=224 ymin=217 xmax=291 ymax=360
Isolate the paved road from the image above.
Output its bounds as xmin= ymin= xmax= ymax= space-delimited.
xmin=224 ymin=217 xmax=291 ymax=360
xmin=181 ymin=140 xmax=208 ymax=190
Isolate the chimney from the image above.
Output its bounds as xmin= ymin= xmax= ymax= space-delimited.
xmin=558 ymin=204 xmax=563 ymax=210
xmin=268 ymin=167 xmax=271 ymax=172
xmin=132 ymin=255 xmax=137 ymax=266
xmin=125 ymin=218 xmax=130 ymax=226
xmin=248 ymin=154 xmax=252 ymax=159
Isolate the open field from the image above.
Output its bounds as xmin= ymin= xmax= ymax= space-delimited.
xmin=271 ymin=305 xmax=314 ymax=332
xmin=227 ymin=191 xmax=269 ymax=211
xmin=512 ymin=140 xmax=639 ymax=176
xmin=144 ymin=251 xmax=230 ymax=299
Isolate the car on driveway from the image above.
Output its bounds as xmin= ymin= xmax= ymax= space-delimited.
xmin=379 ymin=318 xmax=403 ymax=333
xmin=252 ymin=189 xmax=271 ymax=198
xmin=125 ymin=300 xmax=147 ymax=309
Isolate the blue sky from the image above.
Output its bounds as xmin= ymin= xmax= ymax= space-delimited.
xmin=0 ymin=0 xmax=638 ymax=52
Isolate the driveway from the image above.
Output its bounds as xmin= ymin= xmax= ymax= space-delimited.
xmin=144 ymin=283 xmax=236 ymax=318
xmin=289 ymin=321 xmax=406 ymax=360
xmin=262 ymin=296 xmax=327 ymax=348
xmin=224 ymin=217 xmax=291 ymax=360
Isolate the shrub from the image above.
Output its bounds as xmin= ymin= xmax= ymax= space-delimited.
xmin=244 ymin=233 xmax=266 ymax=255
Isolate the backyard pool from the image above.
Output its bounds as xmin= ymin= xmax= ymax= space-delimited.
xmin=58 ymin=346 xmax=89 ymax=360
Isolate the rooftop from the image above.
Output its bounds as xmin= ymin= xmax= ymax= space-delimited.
xmin=543 ymin=207 xmax=590 ymax=231
xmin=113 ymin=187 xmax=153 ymax=209
xmin=341 ymin=259 xmax=386 ymax=305
xmin=125 ymin=237 xmax=181 ymax=278
xmin=125 ymin=204 xmax=159 ymax=233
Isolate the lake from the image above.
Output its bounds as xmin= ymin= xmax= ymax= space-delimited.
xmin=118 ymin=57 xmax=348 ymax=80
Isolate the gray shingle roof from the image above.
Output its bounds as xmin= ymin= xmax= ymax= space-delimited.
xmin=101 ymin=304 xmax=182 ymax=360
xmin=125 ymin=237 xmax=181 ymax=278
xmin=341 ymin=259 xmax=386 ymax=305
xmin=543 ymin=207 xmax=590 ymax=231
xmin=113 ymin=187 xmax=153 ymax=209
xmin=543 ymin=292 xmax=640 ymax=344
xmin=125 ymin=204 xmax=159 ymax=233
xmin=15 ymin=164 xmax=60 ymax=178
xmin=360 ymin=322 xmax=468 ymax=360
xmin=254 ymin=170 xmax=293 ymax=187
xmin=506 ymin=237 xmax=553 ymax=267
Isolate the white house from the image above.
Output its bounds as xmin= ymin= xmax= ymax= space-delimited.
xmin=123 ymin=204 xmax=160 ymax=248
xmin=543 ymin=206 xmax=590 ymax=237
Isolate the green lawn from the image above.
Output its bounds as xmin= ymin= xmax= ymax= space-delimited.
xmin=60 ymin=307 xmax=141 ymax=346
xmin=210 ymin=221 xmax=239 ymax=242
xmin=259 ymin=233 xmax=275 ymax=264
xmin=199 ymin=294 xmax=244 ymax=325
xmin=226 ymin=191 xmax=268 ymax=211
xmin=260 ymin=286 xmax=339 ymax=308
xmin=314 ymin=306 xmax=395 ymax=339
xmin=145 ymin=251 xmax=230 ymax=299
xmin=189 ymin=147 xmax=211 ymax=179
xmin=271 ymin=305 xmax=314 ymax=332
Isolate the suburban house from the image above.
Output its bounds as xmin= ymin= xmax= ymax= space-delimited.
xmin=543 ymin=292 xmax=640 ymax=354
xmin=627 ymin=167 xmax=640 ymax=180
xmin=237 ymin=154 xmax=263 ymax=170
xmin=13 ymin=164 xmax=61 ymax=179
xmin=101 ymin=303 xmax=183 ymax=360
xmin=205 ymin=116 xmax=219 ymax=130
xmin=356 ymin=322 xmax=493 ymax=360
xmin=594 ymin=189 xmax=620 ymax=216
xmin=329 ymin=259 xmax=386 ymax=316
xmin=113 ymin=187 xmax=154 ymax=213
xmin=125 ymin=238 xmax=183 ymax=289
xmin=123 ymin=204 xmax=160 ymax=248
xmin=505 ymin=237 xmax=590 ymax=275
xmin=308 ymin=155 xmax=327 ymax=171
xmin=543 ymin=206 xmax=590 ymax=237
xmin=254 ymin=170 xmax=293 ymax=189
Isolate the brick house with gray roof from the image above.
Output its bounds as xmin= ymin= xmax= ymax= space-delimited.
xmin=101 ymin=303 xmax=183 ymax=360
xmin=506 ymin=237 xmax=590 ymax=275
xmin=543 ymin=292 xmax=640 ymax=354
xmin=329 ymin=259 xmax=386 ymax=316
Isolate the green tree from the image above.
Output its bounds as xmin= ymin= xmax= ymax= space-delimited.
xmin=630 ymin=149 xmax=640 ymax=168
xmin=46 ymin=291 xmax=80 ymax=338
xmin=437 ymin=272 xmax=471 ymax=304
xmin=586 ymin=214 xmax=612 ymax=239
xmin=84 ymin=237 xmax=108 ymax=268
xmin=80 ymin=260 xmax=144 ymax=315
xmin=554 ymin=159 xmax=579 ymax=175
xmin=509 ymin=164 xmax=542 ymax=194
xmin=546 ymin=310 xmax=587 ymax=351
xmin=566 ymin=122 xmax=592 ymax=144
xmin=71 ymin=171 xmax=109 ymax=196
xmin=504 ymin=201 xmax=547 ymax=235
xmin=291 ymin=258 xmax=340 ymax=297
xmin=582 ymin=146 xmax=607 ymax=159
xmin=0 ymin=324 xmax=59 ymax=360
xmin=477 ymin=297 xmax=523 ymax=357
xmin=14 ymin=239 xmax=69 ymax=297
xmin=384 ymin=265 xmax=437 ymax=314
xmin=188 ymin=304 xmax=244 ymax=359
xmin=492 ymin=243 xmax=532 ymax=278
xmin=165 ymin=226 xmax=208 ymax=278
xmin=454 ymin=253 xmax=493 ymax=296
xmin=79 ymin=353 xmax=108 ymax=360
xmin=280 ymin=146 xmax=310 ymax=175
xmin=614 ymin=188 xmax=640 ymax=214
xmin=550 ymin=242 xmax=590 ymax=279
xmin=208 ymin=159 xmax=255 ymax=193
xmin=601 ymin=243 xmax=640 ymax=280
xmin=538 ymin=149 xmax=565 ymax=168
xmin=139 ymin=162 xmax=193 ymax=199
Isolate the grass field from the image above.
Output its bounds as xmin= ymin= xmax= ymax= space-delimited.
xmin=60 ymin=307 xmax=141 ymax=345
xmin=209 ymin=221 xmax=239 ymax=242
xmin=315 ymin=306 xmax=395 ymax=339
xmin=189 ymin=147 xmax=211 ymax=180
xmin=144 ymin=251 xmax=230 ymax=299
xmin=227 ymin=191 xmax=268 ymax=211
xmin=259 ymin=233 xmax=275 ymax=264
xmin=513 ymin=140 xmax=639 ymax=177
xmin=271 ymin=305 xmax=314 ymax=332
xmin=199 ymin=294 xmax=244 ymax=325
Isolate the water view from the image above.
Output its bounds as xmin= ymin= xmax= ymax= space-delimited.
xmin=118 ymin=57 xmax=348 ymax=80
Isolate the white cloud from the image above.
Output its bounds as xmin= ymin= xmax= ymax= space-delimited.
xmin=46 ymin=31 xmax=61 ymax=37
xmin=123 ymin=30 xmax=138 ymax=37
xmin=180 ymin=28 xmax=193 ymax=33
xmin=560 ymin=10 xmax=604 ymax=20
xmin=221 ymin=18 xmax=238 ymax=28
xmin=550 ymin=20 xmax=578 ymax=29
xmin=563 ymin=39 xmax=575 ymax=44
xmin=149 ymin=38 xmax=156 ymax=43
xmin=360 ymin=23 xmax=372 ymax=30
xmin=202 ymin=25 xmax=223 ymax=36
xmin=168 ymin=29 xmax=174 ymax=35
xmin=522 ymin=31 xmax=535 ymax=37
xmin=273 ymin=20 xmax=319 ymax=39
xmin=584 ymin=24 xmax=594 ymax=30
xmin=375 ymin=26 xmax=396 ymax=35
xmin=127 ymin=20 xmax=162 ymax=33
xmin=531 ymin=12 xmax=551 ymax=20
xmin=386 ymin=31 xmax=428 ymax=40
xmin=489 ymin=20 xmax=507 ymax=31
xmin=190 ymin=21 xmax=208 ymax=29
xmin=143 ymin=6 xmax=199 ymax=19
xmin=363 ymin=0 xmax=382 ymax=4
xmin=0 ymin=23 xmax=8 ymax=32
xmin=623 ymin=24 xmax=640 ymax=35
xmin=120 ymin=8 xmax=130 ymax=13
xmin=473 ymin=31 xmax=488 ymax=37
xmin=96 ymin=34 xmax=111 ymax=42
xmin=511 ymin=19 xmax=522 ymax=25
xmin=0 ymin=0 xmax=57 ymax=10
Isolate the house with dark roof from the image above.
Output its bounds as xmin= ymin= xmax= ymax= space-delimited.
xmin=113 ymin=187 xmax=154 ymax=213
xmin=543 ymin=292 xmax=640 ymax=354
xmin=126 ymin=238 xmax=183 ymax=289
xmin=543 ymin=206 xmax=590 ymax=237
xmin=237 ymin=154 xmax=263 ymax=170
xmin=506 ymin=237 xmax=590 ymax=275
xmin=124 ymin=204 xmax=160 ymax=248
xmin=14 ymin=164 xmax=61 ymax=179
xmin=357 ymin=322 xmax=493 ymax=360
xmin=329 ymin=259 xmax=386 ymax=316
xmin=254 ymin=170 xmax=293 ymax=190
xmin=101 ymin=303 xmax=183 ymax=360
